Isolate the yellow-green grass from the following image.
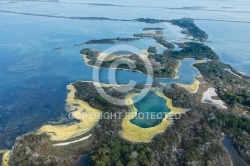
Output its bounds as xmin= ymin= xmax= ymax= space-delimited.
xmin=121 ymin=91 xmax=184 ymax=143
xmin=176 ymin=59 xmax=206 ymax=93
xmin=173 ymin=60 xmax=181 ymax=79
xmin=157 ymin=43 xmax=165 ymax=49
xmin=2 ymin=150 xmax=10 ymax=166
xmin=177 ymin=79 xmax=200 ymax=93
xmin=37 ymin=84 xmax=102 ymax=141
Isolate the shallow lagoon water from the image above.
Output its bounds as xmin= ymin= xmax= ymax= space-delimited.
xmin=130 ymin=92 xmax=170 ymax=128
xmin=130 ymin=58 xmax=200 ymax=128
xmin=157 ymin=58 xmax=200 ymax=85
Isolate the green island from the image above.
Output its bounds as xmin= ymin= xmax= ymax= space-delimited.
xmin=133 ymin=31 xmax=164 ymax=38
xmin=81 ymin=41 xmax=217 ymax=78
xmin=136 ymin=17 xmax=208 ymax=41
xmin=2 ymin=18 xmax=250 ymax=166
xmin=153 ymin=36 xmax=175 ymax=50
xmin=142 ymin=27 xmax=164 ymax=31
xmin=85 ymin=38 xmax=141 ymax=45
xmin=169 ymin=18 xmax=208 ymax=41
xmin=74 ymin=38 xmax=141 ymax=46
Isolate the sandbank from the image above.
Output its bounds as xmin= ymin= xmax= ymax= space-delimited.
xmin=37 ymin=84 xmax=102 ymax=141
xmin=1 ymin=150 xmax=10 ymax=166
xmin=177 ymin=79 xmax=200 ymax=93
xmin=201 ymin=87 xmax=227 ymax=109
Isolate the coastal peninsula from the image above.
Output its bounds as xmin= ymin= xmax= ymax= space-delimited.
xmin=3 ymin=18 xmax=250 ymax=166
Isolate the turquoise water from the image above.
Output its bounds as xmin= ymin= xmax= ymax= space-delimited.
xmin=131 ymin=58 xmax=201 ymax=128
xmin=130 ymin=92 xmax=170 ymax=128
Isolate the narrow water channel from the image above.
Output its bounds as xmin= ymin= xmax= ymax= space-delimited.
xmin=221 ymin=136 xmax=249 ymax=166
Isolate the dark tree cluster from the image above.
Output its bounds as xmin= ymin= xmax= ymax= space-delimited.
xmin=90 ymin=141 xmax=154 ymax=166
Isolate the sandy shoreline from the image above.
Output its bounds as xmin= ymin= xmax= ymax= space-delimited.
xmin=173 ymin=60 xmax=181 ymax=79
xmin=1 ymin=150 xmax=10 ymax=166
xmin=176 ymin=59 xmax=207 ymax=93
xmin=37 ymin=84 xmax=102 ymax=141
xmin=121 ymin=91 xmax=184 ymax=143
xmin=177 ymin=79 xmax=200 ymax=93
